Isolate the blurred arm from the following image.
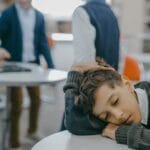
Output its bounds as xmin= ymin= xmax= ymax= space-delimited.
xmin=39 ymin=15 xmax=54 ymax=68
xmin=0 ymin=48 xmax=10 ymax=63
xmin=0 ymin=10 xmax=10 ymax=38
xmin=72 ymin=7 xmax=96 ymax=64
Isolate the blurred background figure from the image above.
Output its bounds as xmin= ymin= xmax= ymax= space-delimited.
xmin=72 ymin=0 xmax=120 ymax=70
xmin=0 ymin=0 xmax=54 ymax=149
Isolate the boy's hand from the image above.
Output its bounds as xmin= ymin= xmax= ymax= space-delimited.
xmin=70 ymin=62 xmax=114 ymax=73
xmin=102 ymin=123 xmax=119 ymax=140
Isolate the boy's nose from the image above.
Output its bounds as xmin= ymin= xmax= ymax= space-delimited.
xmin=112 ymin=109 xmax=125 ymax=123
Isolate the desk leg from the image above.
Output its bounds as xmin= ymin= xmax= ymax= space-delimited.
xmin=1 ymin=87 xmax=11 ymax=150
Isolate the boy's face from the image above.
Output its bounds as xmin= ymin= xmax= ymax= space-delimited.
xmin=93 ymin=80 xmax=142 ymax=125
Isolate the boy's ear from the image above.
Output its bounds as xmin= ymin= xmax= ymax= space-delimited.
xmin=121 ymin=76 xmax=134 ymax=92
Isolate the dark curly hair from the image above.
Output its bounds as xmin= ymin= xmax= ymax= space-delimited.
xmin=77 ymin=60 xmax=122 ymax=115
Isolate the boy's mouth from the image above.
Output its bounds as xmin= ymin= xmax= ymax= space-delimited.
xmin=125 ymin=115 xmax=132 ymax=124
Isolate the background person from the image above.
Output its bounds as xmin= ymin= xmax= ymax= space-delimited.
xmin=0 ymin=0 xmax=54 ymax=149
xmin=72 ymin=0 xmax=120 ymax=70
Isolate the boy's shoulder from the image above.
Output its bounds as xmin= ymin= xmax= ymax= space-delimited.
xmin=135 ymin=81 xmax=150 ymax=90
xmin=136 ymin=81 xmax=150 ymax=128
xmin=135 ymin=81 xmax=150 ymax=103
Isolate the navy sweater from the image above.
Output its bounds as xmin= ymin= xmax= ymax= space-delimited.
xmin=82 ymin=0 xmax=120 ymax=70
xmin=0 ymin=4 xmax=54 ymax=68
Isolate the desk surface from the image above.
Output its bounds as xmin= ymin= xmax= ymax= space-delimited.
xmin=0 ymin=62 xmax=67 ymax=86
xmin=32 ymin=131 xmax=133 ymax=150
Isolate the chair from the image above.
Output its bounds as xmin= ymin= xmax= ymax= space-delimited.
xmin=122 ymin=55 xmax=143 ymax=81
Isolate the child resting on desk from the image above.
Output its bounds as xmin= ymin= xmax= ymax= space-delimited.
xmin=63 ymin=59 xmax=150 ymax=150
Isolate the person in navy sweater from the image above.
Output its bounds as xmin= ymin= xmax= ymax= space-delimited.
xmin=64 ymin=59 xmax=150 ymax=150
xmin=0 ymin=0 xmax=54 ymax=149
xmin=72 ymin=0 xmax=120 ymax=70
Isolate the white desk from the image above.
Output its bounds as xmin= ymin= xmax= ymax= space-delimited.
xmin=32 ymin=131 xmax=133 ymax=150
xmin=0 ymin=62 xmax=67 ymax=150
xmin=0 ymin=62 xmax=67 ymax=86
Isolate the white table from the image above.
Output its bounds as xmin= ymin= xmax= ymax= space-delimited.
xmin=32 ymin=131 xmax=133 ymax=150
xmin=0 ymin=62 xmax=67 ymax=150
xmin=0 ymin=62 xmax=67 ymax=86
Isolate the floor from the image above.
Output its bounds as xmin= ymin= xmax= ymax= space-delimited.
xmin=0 ymin=83 xmax=66 ymax=150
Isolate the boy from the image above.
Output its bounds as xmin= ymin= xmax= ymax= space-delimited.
xmin=63 ymin=60 xmax=150 ymax=150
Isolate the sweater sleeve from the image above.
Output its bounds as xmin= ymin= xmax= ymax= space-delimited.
xmin=115 ymin=124 xmax=150 ymax=150
xmin=63 ymin=71 xmax=107 ymax=135
xmin=72 ymin=7 xmax=96 ymax=64
xmin=39 ymin=14 xmax=54 ymax=68
xmin=0 ymin=9 xmax=11 ymax=39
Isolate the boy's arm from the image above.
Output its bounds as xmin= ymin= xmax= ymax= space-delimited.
xmin=64 ymin=71 xmax=107 ymax=135
xmin=116 ymin=124 xmax=150 ymax=149
xmin=102 ymin=123 xmax=150 ymax=150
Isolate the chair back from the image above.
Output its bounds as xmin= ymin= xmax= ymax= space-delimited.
xmin=122 ymin=55 xmax=143 ymax=81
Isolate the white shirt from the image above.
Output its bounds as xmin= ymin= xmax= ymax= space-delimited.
xmin=72 ymin=7 xmax=96 ymax=64
xmin=135 ymin=88 xmax=149 ymax=125
xmin=15 ymin=4 xmax=36 ymax=62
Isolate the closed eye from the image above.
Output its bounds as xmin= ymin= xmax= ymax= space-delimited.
xmin=112 ymin=98 xmax=119 ymax=106
xmin=104 ymin=113 xmax=109 ymax=121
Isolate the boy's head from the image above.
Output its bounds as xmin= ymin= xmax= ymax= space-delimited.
xmin=78 ymin=61 xmax=142 ymax=126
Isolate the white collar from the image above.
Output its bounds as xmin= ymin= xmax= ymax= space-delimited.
xmin=15 ymin=3 xmax=33 ymax=13
xmin=135 ymin=88 xmax=149 ymax=125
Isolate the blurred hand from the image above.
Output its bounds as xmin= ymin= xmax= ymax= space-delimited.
xmin=70 ymin=62 xmax=115 ymax=73
xmin=102 ymin=123 xmax=119 ymax=140
xmin=0 ymin=48 xmax=11 ymax=62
